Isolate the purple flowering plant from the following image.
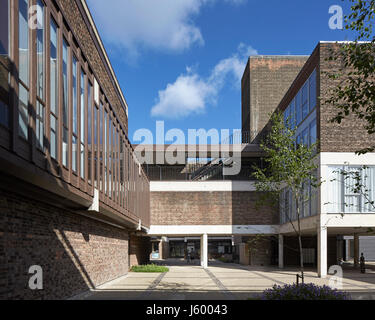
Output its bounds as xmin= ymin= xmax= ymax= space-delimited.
xmin=259 ymin=283 xmax=351 ymax=300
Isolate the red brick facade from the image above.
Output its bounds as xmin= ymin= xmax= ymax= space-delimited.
xmin=0 ymin=187 xmax=151 ymax=299
xmin=242 ymin=56 xmax=308 ymax=138
xmin=129 ymin=235 xmax=151 ymax=267
xmin=318 ymin=43 xmax=373 ymax=153
xmin=151 ymin=191 xmax=279 ymax=226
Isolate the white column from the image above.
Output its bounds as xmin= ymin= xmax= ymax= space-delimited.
xmin=354 ymin=234 xmax=359 ymax=267
xmin=318 ymin=226 xmax=327 ymax=278
xmin=278 ymin=234 xmax=284 ymax=269
xmin=201 ymin=233 xmax=208 ymax=268
xmin=345 ymin=239 xmax=350 ymax=262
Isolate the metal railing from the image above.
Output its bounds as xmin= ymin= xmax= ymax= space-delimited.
xmin=144 ymin=164 xmax=257 ymax=181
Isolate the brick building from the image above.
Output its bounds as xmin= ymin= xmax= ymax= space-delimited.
xmin=241 ymin=56 xmax=308 ymax=142
xmin=0 ymin=0 xmax=150 ymax=299
xmin=1 ymin=0 xmax=375 ymax=301
xmin=140 ymin=42 xmax=375 ymax=277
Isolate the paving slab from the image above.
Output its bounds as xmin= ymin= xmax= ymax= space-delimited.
xmin=82 ymin=261 xmax=375 ymax=300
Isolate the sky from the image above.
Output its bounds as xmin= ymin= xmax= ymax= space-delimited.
xmin=86 ymin=0 xmax=356 ymax=144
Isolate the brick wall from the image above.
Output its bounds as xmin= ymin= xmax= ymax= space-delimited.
xmin=242 ymin=56 xmax=308 ymax=139
xmin=0 ymin=188 xmax=130 ymax=300
xmin=151 ymin=191 xmax=279 ymax=226
xmin=129 ymin=235 xmax=151 ymax=267
xmin=319 ymin=43 xmax=373 ymax=153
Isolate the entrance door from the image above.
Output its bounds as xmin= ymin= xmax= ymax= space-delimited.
xmin=169 ymin=241 xmax=185 ymax=258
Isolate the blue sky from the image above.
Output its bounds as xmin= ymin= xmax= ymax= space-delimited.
xmin=86 ymin=0 xmax=355 ymax=143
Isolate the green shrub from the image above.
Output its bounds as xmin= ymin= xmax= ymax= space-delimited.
xmin=217 ymin=257 xmax=232 ymax=263
xmin=130 ymin=264 xmax=169 ymax=273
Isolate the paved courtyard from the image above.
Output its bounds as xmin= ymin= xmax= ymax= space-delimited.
xmin=78 ymin=260 xmax=375 ymax=300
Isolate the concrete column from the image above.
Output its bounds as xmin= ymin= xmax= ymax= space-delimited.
xmin=354 ymin=234 xmax=360 ymax=268
xmin=278 ymin=234 xmax=284 ymax=269
xmin=200 ymin=233 xmax=208 ymax=268
xmin=345 ymin=239 xmax=350 ymax=262
xmin=318 ymin=226 xmax=327 ymax=278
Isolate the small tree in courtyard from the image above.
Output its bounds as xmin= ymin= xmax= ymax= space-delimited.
xmin=252 ymin=112 xmax=320 ymax=283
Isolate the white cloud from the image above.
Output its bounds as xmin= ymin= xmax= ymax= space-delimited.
xmin=151 ymin=44 xmax=258 ymax=119
xmin=87 ymin=0 xmax=246 ymax=56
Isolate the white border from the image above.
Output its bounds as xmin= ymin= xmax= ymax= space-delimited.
xmin=150 ymin=181 xmax=257 ymax=192
xmin=148 ymin=225 xmax=279 ymax=236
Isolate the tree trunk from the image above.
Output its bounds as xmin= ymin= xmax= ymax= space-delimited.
xmin=296 ymin=197 xmax=304 ymax=284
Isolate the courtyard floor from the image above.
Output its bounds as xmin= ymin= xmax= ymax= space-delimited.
xmin=78 ymin=259 xmax=375 ymax=300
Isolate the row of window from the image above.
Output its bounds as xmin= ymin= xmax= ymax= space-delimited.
xmin=280 ymin=175 xmax=318 ymax=224
xmin=0 ymin=0 xmax=148 ymax=216
xmin=280 ymin=165 xmax=375 ymax=224
xmin=0 ymin=0 xmax=10 ymax=127
xmin=284 ymin=69 xmax=317 ymax=129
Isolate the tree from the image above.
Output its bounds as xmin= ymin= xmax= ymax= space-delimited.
xmin=252 ymin=112 xmax=320 ymax=283
xmin=326 ymin=0 xmax=375 ymax=154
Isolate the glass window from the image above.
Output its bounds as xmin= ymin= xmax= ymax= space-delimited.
xmin=19 ymin=0 xmax=29 ymax=86
xmin=50 ymin=115 xmax=57 ymax=159
xmin=94 ymin=105 xmax=98 ymax=187
xmin=296 ymin=91 xmax=302 ymax=125
xmin=62 ymin=39 xmax=69 ymax=167
xmin=19 ymin=84 xmax=28 ymax=139
xmin=50 ymin=20 xmax=58 ymax=115
xmin=36 ymin=101 xmax=44 ymax=150
xmin=0 ymin=0 xmax=10 ymax=129
xmin=363 ymin=166 xmax=375 ymax=213
xmin=80 ymin=71 xmax=85 ymax=142
xmin=0 ymin=101 xmax=8 ymax=128
xmin=309 ymin=118 xmax=317 ymax=146
xmin=301 ymin=82 xmax=309 ymax=120
xmin=302 ymin=180 xmax=310 ymax=217
xmin=327 ymin=166 xmax=375 ymax=213
xmin=284 ymin=105 xmax=290 ymax=128
xmin=36 ymin=0 xmax=44 ymax=100
xmin=99 ymin=103 xmax=103 ymax=191
xmin=302 ymin=127 xmax=309 ymax=146
xmin=104 ymin=109 xmax=107 ymax=194
xmin=88 ymin=81 xmax=92 ymax=184
xmin=72 ymin=56 xmax=77 ymax=135
xmin=72 ymin=135 xmax=77 ymax=173
xmin=94 ymin=78 xmax=99 ymax=105
xmin=50 ymin=19 xmax=58 ymax=159
xmin=109 ymin=118 xmax=112 ymax=197
xmin=80 ymin=70 xmax=85 ymax=179
xmin=0 ymin=0 xmax=9 ymax=55
xmin=309 ymin=69 xmax=317 ymax=112
xmin=290 ymin=98 xmax=296 ymax=129
xmin=344 ymin=167 xmax=361 ymax=213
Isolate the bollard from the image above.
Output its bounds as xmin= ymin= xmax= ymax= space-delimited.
xmin=296 ymin=273 xmax=304 ymax=286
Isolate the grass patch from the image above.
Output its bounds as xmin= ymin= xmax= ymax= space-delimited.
xmin=217 ymin=257 xmax=232 ymax=263
xmin=130 ymin=264 xmax=169 ymax=273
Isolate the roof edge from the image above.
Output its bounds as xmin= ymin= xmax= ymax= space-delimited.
xmin=80 ymin=0 xmax=129 ymax=117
